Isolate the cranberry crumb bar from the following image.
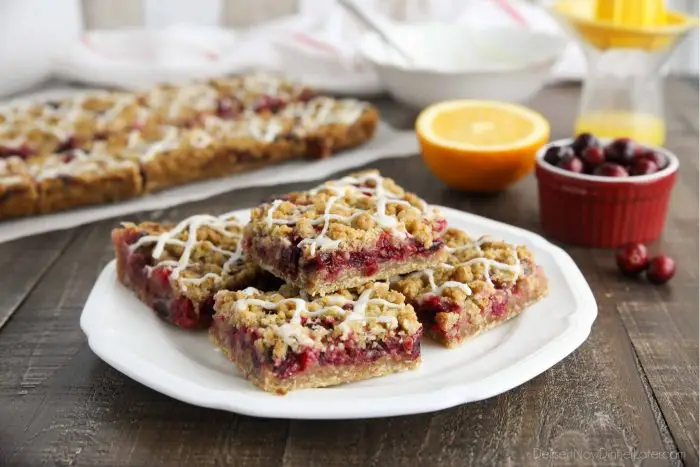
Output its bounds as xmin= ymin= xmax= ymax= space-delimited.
xmin=29 ymin=146 xmax=143 ymax=214
xmin=211 ymin=282 xmax=422 ymax=394
xmin=112 ymin=212 xmax=280 ymax=329
xmin=244 ymin=170 xmax=448 ymax=296
xmin=0 ymin=157 xmax=37 ymax=218
xmin=392 ymin=228 xmax=548 ymax=348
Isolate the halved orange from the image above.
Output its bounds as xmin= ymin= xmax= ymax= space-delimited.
xmin=416 ymin=100 xmax=551 ymax=192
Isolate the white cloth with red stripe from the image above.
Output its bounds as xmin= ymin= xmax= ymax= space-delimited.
xmin=54 ymin=0 xmax=584 ymax=93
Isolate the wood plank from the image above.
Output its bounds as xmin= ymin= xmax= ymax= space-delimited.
xmin=0 ymin=230 xmax=78 ymax=331
xmin=603 ymin=82 xmax=700 ymax=465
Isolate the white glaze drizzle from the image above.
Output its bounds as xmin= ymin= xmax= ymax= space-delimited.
xmin=97 ymin=94 xmax=137 ymax=129
xmin=128 ymin=212 xmax=245 ymax=290
xmin=30 ymin=147 xmax=136 ymax=180
xmin=265 ymin=172 xmax=419 ymax=255
xmin=232 ymin=286 xmax=400 ymax=347
xmin=188 ymin=129 xmax=213 ymax=149
xmin=140 ymin=126 xmax=179 ymax=161
xmin=414 ymin=237 xmax=522 ymax=300
xmin=0 ymin=158 xmax=24 ymax=186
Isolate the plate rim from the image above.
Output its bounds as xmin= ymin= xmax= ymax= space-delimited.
xmin=80 ymin=205 xmax=597 ymax=419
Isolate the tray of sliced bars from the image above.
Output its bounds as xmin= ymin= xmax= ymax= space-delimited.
xmin=103 ymin=170 xmax=562 ymax=397
xmin=0 ymin=73 xmax=379 ymax=221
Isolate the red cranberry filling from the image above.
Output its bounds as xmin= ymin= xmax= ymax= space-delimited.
xmin=254 ymin=95 xmax=286 ymax=113
xmin=0 ymin=145 xmax=34 ymax=160
xmin=489 ymin=296 xmax=508 ymax=318
xmin=304 ymin=233 xmax=443 ymax=280
xmin=252 ymin=233 xmax=443 ymax=282
xmin=216 ymin=97 xmax=242 ymax=119
xmin=116 ymin=230 xmax=213 ymax=329
xmin=56 ymin=136 xmax=78 ymax=153
xmin=225 ymin=327 xmax=421 ymax=379
xmin=433 ymin=218 xmax=448 ymax=234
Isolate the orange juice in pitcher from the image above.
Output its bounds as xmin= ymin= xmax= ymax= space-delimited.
xmin=550 ymin=0 xmax=697 ymax=146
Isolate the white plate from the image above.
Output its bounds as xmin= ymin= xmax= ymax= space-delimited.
xmin=80 ymin=206 xmax=597 ymax=419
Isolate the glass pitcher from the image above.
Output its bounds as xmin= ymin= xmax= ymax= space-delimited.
xmin=550 ymin=0 xmax=697 ymax=146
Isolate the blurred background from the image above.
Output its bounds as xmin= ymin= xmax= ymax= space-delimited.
xmin=2 ymin=0 xmax=697 ymax=99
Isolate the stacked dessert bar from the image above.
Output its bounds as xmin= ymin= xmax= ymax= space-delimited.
xmin=0 ymin=73 xmax=378 ymax=220
xmin=112 ymin=170 xmax=548 ymax=394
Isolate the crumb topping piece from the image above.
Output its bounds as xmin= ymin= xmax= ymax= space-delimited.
xmin=394 ymin=228 xmax=532 ymax=304
xmin=251 ymin=170 xmax=443 ymax=256
xmin=215 ymin=283 xmax=421 ymax=359
xmin=28 ymin=145 xmax=137 ymax=180
xmin=0 ymin=157 xmax=30 ymax=186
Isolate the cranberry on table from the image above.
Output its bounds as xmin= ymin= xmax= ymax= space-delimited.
xmin=616 ymin=243 xmax=650 ymax=276
xmin=557 ymin=154 xmax=584 ymax=173
xmin=646 ymin=255 xmax=676 ymax=285
xmin=605 ymin=138 xmax=637 ymax=165
xmin=571 ymin=132 xmax=599 ymax=155
xmin=594 ymin=162 xmax=629 ymax=177
xmin=581 ymin=146 xmax=606 ymax=167
xmin=629 ymin=158 xmax=659 ymax=175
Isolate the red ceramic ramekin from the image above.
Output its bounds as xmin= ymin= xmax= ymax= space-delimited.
xmin=535 ymin=138 xmax=679 ymax=248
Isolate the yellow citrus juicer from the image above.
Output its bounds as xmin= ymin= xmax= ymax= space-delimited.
xmin=550 ymin=0 xmax=698 ymax=146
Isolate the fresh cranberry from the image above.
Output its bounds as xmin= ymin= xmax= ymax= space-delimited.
xmin=646 ymin=255 xmax=676 ymax=285
xmin=594 ymin=163 xmax=629 ymax=177
xmin=581 ymin=146 xmax=606 ymax=167
xmin=605 ymin=138 xmax=636 ymax=165
xmin=543 ymin=145 xmax=573 ymax=166
xmin=629 ymin=158 xmax=659 ymax=176
xmin=557 ymin=154 xmax=584 ymax=173
xmin=616 ymin=243 xmax=650 ymax=276
xmin=634 ymin=148 xmax=666 ymax=169
xmin=571 ymin=132 xmax=599 ymax=156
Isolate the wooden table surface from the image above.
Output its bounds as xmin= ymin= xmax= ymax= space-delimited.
xmin=0 ymin=81 xmax=697 ymax=467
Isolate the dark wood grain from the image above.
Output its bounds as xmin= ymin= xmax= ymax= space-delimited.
xmin=0 ymin=230 xmax=78 ymax=330
xmin=0 ymin=80 xmax=697 ymax=467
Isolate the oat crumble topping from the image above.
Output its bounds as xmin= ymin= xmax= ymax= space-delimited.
xmin=214 ymin=282 xmax=421 ymax=359
xmin=393 ymin=228 xmax=534 ymax=305
xmin=247 ymin=170 xmax=444 ymax=257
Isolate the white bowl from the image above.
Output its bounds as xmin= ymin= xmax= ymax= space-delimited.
xmin=359 ymin=23 xmax=567 ymax=109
